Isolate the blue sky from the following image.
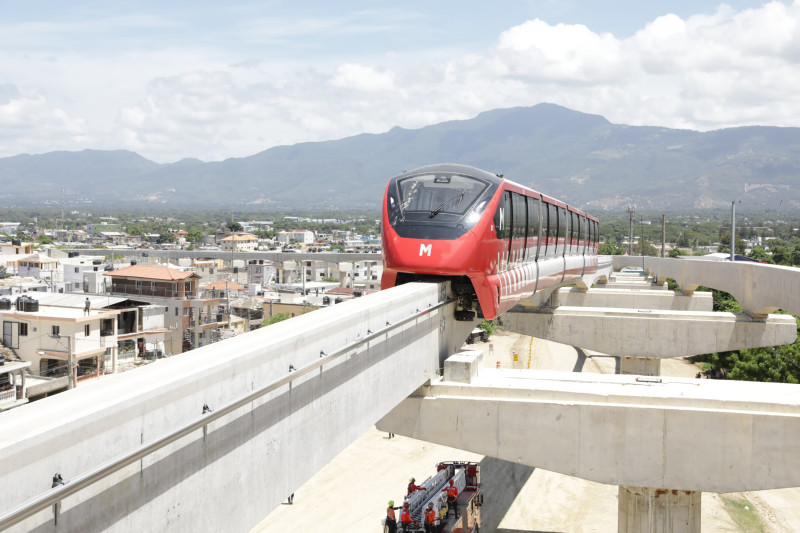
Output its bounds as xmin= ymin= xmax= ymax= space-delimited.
xmin=1 ymin=1 xmax=798 ymax=162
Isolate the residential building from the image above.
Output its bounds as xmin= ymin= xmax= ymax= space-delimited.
xmin=220 ymin=233 xmax=259 ymax=252
xmin=8 ymin=254 xmax=61 ymax=288
xmin=104 ymin=265 xmax=219 ymax=353
xmin=0 ymin=297 xmax=119 ymax=384
xmin=0 ymin=241 xmax=33 ymax=256
xmin=277 ymin=230 xmax=315 ymax=246
xmin=247 ymin=260 xmax=277 ymax=287
xmin=60 ymin=255 xmax=108 ymax=293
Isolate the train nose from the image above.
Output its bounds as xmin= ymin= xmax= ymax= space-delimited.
xmin=393 ymin=232 xmax=478 ymax=274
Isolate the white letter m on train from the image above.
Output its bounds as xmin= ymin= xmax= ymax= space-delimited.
xmin=419 ymin=243 xmax=432 ymax=257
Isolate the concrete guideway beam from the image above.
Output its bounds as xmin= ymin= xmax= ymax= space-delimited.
xmin=614 ymin=256 xmax=800 ymax=318
xmin=0 ymin=282 xmax=473 ymax=533
xmin=377 ymin=368 xmax=800 ymax=493
xmin=503 ymin=306 xmax=797 ymax=358
xmin=549 ymin=287 xmax=713 ymax=312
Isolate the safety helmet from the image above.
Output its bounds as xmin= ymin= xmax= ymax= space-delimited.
xmin=428 ymin=502 xmax=434 ymax=507
xmin=388 ymin=500 xmax=394 ymax=506
xmin=449 ymin=480 xmax=454 ymax=485
xmin=404 ymin=502 xmax=409 ymax=507
xmin=409 ymin=477 xmax=415 ymax=482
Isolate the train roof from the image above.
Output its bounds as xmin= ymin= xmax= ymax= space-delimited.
xmin=391 ymin=163 xmax=597 ymax=221
xmin=390 ymin=163 xmax=504 ymax=185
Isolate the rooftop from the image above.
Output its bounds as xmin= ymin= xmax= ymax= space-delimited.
xmin=104 ymin=264 xmax=199 ymax=281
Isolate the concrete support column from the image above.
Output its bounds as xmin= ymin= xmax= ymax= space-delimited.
xmin=618 ymin=486 xmax=701 ymax=533
xmin=619 ymin=356 xmax=661 ymax=376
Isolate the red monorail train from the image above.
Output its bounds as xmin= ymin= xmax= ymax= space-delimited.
xmin=381 ymin=163 xmax=599 ymax=320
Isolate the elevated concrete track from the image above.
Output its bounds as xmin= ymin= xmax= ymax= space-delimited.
xmin=1 ymin=256 xmax=799 ymax=532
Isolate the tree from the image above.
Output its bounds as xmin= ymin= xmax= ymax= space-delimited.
xmin=747 ymin=247 xmax=774 ymax=264
xmin=227 ymin=221 xmax=243 ymax=232
xmin=157 ymin=233 xmax=175 ymax=244
xmin=598 ymin=241 xmax=623 ymax=255
xmin=187 ymin=229 xmax=204 ymax=243
xmin=771 ymin=246 xmax=791 ymax=266
xmin=718 ymin=232 xmax=746 ymax=255
xmin=37 ymin=234 xmax=53 ymax=245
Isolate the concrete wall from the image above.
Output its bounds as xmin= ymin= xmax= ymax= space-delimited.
xmin=0 ymin=282 xmax=473 ymax=533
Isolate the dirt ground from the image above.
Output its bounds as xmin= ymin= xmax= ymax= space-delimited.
xmin=252 ymin=331 xmax=800 ymax=532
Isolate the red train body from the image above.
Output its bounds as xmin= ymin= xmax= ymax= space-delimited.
xmin=381 ymin=164 xmax=599 ymax=320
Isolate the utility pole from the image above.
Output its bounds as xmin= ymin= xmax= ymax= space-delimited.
xmin=640 ymin=214 xmax=645 ymax=270
xmin=226 ymin=279 xmax=231 ymax=329
xmin=661 ymin=214 xmax=666 ymax=258
xmin=730 ymin=200 xmax=740 ymax=262
xmin=626 ymin=205 xmax=635 ymax=255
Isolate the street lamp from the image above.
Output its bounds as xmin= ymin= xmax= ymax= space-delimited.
xmin=730 ymin=200 xmax=741 ymax=262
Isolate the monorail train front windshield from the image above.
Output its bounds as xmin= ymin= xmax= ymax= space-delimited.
xmin=387 ymin=172 xmax=497 ymax=239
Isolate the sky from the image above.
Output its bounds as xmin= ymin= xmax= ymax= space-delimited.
xmin=1 ymin=0 xmax=799 ymax=163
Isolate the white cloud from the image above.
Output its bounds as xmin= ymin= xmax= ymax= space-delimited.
xmin=330 ymin=64 xmax=396 ymax=92
xmin=3 ymin=2 xmax=800 ymax=162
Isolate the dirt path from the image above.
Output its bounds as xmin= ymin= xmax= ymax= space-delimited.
xmin=252 ymin=333 xmax=800 ymax=532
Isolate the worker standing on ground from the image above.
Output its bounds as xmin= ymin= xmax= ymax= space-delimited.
xmin=385 ymin=500 xmax=400 ymax=533
xmin=399 ymin=502 xmax=417 ymax=532
xmin=423 ymin=502 xmax=437 ymax=533
xmin=407 ymin=477 xmax=426 ymax=497
xmin=444 ymin=479 xmax=459 ymax=518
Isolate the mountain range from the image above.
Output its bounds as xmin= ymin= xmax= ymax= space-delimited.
xmin=2 ymin=103 xmax=800 ymax=211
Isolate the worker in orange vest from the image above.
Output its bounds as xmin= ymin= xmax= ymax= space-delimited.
xmin=423 ymin=502 xmax=438 ymax=533
xmin=407 ymin=477 xmax=427 ymax=497
xmin=443 ymin=479 xmax=459 ymax=518
xmin=400 ymin=502 xmax=417 ymax=532
xmin=386 ymin=500 xmax=401 ymax=533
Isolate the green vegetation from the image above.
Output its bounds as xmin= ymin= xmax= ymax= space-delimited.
xmin=719 ymin=495 xmax=765 ymax=533
xmin=478 ymin=319 xmax=500 ymax=335
xmin=690 ymin=287 xmax=800 ymax=383
xmin=261 ymin=313 xmax=291 ymax=326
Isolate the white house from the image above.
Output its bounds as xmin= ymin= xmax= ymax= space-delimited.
xmin=277 ymin=230 xmax=315 ymax=246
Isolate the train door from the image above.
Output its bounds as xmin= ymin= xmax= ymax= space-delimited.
xmin=493 ymin=190 xmax=512 ymax=271
xmin=558 ymin=207 xmax=568 ymax=258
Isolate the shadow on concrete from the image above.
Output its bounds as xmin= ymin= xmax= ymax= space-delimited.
xmin=572 ymin=347 xmax=587 ymax=373
xmin=27 ymin=320 xmax=435 ymax=533
xmin=478 ymin=456 xmax=535 ymax=532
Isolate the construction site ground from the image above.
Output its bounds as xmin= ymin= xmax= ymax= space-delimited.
xmin=253 ymin=330 xmax=800 ymax=532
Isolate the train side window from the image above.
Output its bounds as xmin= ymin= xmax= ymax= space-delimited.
xmin=512 ymin=193 xmax=527 ymax=249
xmin=559 ymin=208 xmax=568 ymax=252
xmin=527 ymin=196 xmax=540 ymax=256
xmin=494 ymin=191 xmax=511 ymax=240
xmin=570 ymin=212 xmax=577 ymax=253
xmin=594 ymin=221 xmax=599 ymax=249
xmin=581 ymin=216 xmax=588 ymax=253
